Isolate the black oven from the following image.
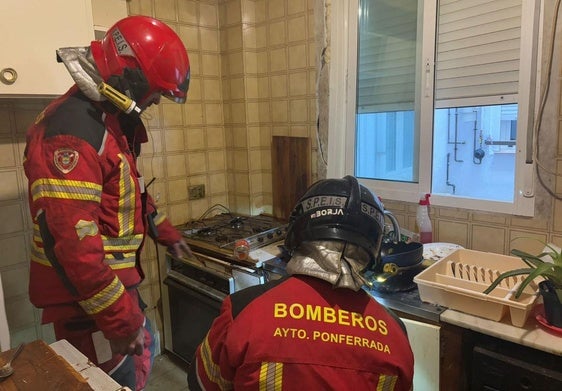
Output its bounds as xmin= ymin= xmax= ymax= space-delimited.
xmin=163 ymin=257 xmax=232 ymax=363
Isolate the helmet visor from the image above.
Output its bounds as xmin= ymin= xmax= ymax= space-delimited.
xmin=162 ymin=69 xmax=190 ymax=103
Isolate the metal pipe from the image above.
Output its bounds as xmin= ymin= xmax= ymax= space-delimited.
xmin=446 ymin=153 xmax=456 ymax=194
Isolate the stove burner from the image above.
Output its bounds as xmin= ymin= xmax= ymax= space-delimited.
xmin=182 ymin=214 xmax=288 ymax=254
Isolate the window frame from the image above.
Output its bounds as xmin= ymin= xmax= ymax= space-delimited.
xmin=327 ymin=0 xmax=542 ymax=216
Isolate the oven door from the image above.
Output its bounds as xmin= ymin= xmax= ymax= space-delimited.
xmin=163 ymin=276 xmax=224 ymax=363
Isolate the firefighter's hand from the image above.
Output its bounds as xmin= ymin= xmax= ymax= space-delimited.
xmin=168 ymin=239 xmax=193 ymax=259
xmin=109 ymin=327 xmax=145 ymax=356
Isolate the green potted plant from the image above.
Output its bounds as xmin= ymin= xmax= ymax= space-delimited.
xmin=483 ymin=243 xmax=562 ymax=328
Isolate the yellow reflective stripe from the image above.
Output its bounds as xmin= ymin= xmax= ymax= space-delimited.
xmin=199 ymin=334 xmax=232 ymax=389
xmin=31 ymin=178 xmax=102 ymax=202
xmin=30 ymin=244 xmax=50 ymax=266
xmin=79 ymin=276 xmax=124 ymax=315
xmin=153 ymin=211 xmax=166 ymax=226
xmin=117 ymin=154 xmax=135 ymax=237
xmin=259 ymin=362 xmax=283 ymax=391
xmin=376 ymin=374 xmax=397 ymax=391
xmin=104 ymin=252 xmax=136 ymax=270
xmin=101 ymin=234 xmax=143 ymax=251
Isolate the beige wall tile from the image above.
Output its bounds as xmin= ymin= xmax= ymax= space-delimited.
xmin=180 ymin=25 xmax=200 ymax=51
xmin=257 ymin=50 xmax=268 ymax=72
xmin=242 ymin=0 xmax=256 ymax=23
xmin=247 ymin=102 xmax=260 ymax=123
xmin=289 ymin=71 xmax=307 ymax=96
xmin=0 ymin=235 xmax=28 ymax=268
xmin=230 ymin=77 xmax=246 ymax=100
xmin=200 ymin=2 xmax=219 ymax=27
xmin=187 ymin=78 xmax=202 ymax=101
xmin=270 ymin=48 xmax=288 ymax=72
xmin=2 ymin=266 xmax=29 ymax=297
xmin=289 ymin=99 xmax=308 ymax=122
xmin=207 ymin=127 xmax=226 ymax=149
xmin=269 ymin=21 xmax=286 ymax=46
xmin=271 ymin=100 xmax=288 ymax=122
xmin=509 ymin=231 xmax=548 ymax=254
xmin=271 ymin=75 xmax=288 ymax=98
xmin=288 ymin=15 xmax=306 ymax=42
xmin=255 ymin=0 xmax=266 ymax=23
xmin=244 ymin=51 xmax=258 ymax=74
xmin=0 ymin=204 xmax=24 ymax=235
xmin=165 ymin=154 xmax=187 ymax=177
xmin=229 ymin=52 xmax=245 ymax=75
xmin=210 ymin=172 xmax=228 ymax=193
xmin=154 ymin=0 xmax=176 ymax=21
xmin=0 ymin=110 xmax=12 ymax=134
xmin=188 ymin=151 xmax=208 ymax=174
xmin=226 ymin=0 xmax=242 ymax=25
xmin=227 ymin=26 xmax=243 ymax=50
xmin=437 ymin=220 xmax=469 ymax=248
xmin=208 ymin=150 xmax=227 ymax=171
xmin=206 ymin=103 xmax=224 ymax=125
xmin=6 ymin=297 xmax=35 ymax=329
xmin=168 ymin=178 xmax=188 ymax=202
xmin=243 ymin=26 xmax=257 ymax=49
xmin=472 ymin=224 xmax=506 ymax=254
xmin=0 ymin=140 xmax=16 ymax=168
xmin=202 ymin=54 xmax=221 ymax=76
xmin=289 ymin=44 xmax=307 ymax=69
xmin=161 ymin=104 xmax=184 ymax=127
xmin=268 ymin=0 xmax=285 ymax=19
xmin=178 ymin=0 xmax=197 ymax=24
xmin=186 ymin=128 xmax=206 ymax=150
xmin=186 ymin=103 xmax=204 ymax=125
xmin=0 ymin=171 xmax=20 ymax=202
xmin=438 ymin=207 xmax=470 ymax=221
xmin=288 ymin=0 xmax=305 ymax=15
xmin=246 ymin=76 xmax=259 ymax=99
xmin=231 ymin=102 xmax=247 ymax=123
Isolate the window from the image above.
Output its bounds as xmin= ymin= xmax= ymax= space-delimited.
xmin=328 ymin=0 xmax=541 ymax=216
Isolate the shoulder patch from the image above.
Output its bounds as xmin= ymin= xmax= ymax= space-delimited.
xmin=54 ymin=148 xmax=79 ymax=174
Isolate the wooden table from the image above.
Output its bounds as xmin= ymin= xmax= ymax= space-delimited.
xmin=0 ymin=340 xmax=130 ymax=391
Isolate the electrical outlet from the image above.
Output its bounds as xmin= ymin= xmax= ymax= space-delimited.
xmin=188 ymin=184 xmax=205 ymax=200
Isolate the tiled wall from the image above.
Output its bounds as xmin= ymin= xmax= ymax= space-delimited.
xmin=0 ymin=0 xmax=319 ymax=348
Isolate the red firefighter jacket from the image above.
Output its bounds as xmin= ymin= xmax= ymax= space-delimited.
xmin=24 ymin=86 xmax=181 ymax=339
xmin=188 ymin=275 xmax=414 ymax=391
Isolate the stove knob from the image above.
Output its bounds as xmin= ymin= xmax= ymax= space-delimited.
xmin=267 ymin=233 xmax=274 ymax=239
xmin=275 ymin=229 xmax=282 ymax=236
xmin=257 ymin=236 xmax=264 ymax=242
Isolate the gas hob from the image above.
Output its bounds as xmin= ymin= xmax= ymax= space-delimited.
xmin=180 ymin=214 xmax=288 ymax=265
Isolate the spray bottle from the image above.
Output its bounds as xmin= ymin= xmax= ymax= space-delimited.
xmin=416 ymin=193 xmax=433 ymax=243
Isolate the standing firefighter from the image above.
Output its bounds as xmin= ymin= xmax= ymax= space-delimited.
xmin=188 ymin=176 xmax=414 ymax=391
xmin=24 ymin=16 xmax=192 ymax=390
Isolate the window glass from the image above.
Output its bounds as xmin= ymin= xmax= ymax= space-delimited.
xmin=356 ymin=0 xmax=419 ymax=183
xmin=342 ymin=0 xmax=537 ymax=215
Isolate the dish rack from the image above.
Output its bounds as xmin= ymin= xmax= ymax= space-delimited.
xmin=414 ymin=249 xmax=540 ymax=327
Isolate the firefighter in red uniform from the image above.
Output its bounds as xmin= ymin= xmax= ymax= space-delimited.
xmin=188 ymin=176 xmax=414 ymax=391
xmin=24 ymin=16 xmax=192 ymax=391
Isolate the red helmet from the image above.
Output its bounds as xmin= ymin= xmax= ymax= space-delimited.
xmin=91 ymin=16 xmax=190 ymax=106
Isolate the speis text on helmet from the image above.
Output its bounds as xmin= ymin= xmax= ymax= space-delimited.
xmin=301 ymin=195 xmax=347 ymax=212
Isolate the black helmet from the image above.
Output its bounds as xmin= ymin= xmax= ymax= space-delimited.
xmin=285 ymin=176 xmax=386 ymax=264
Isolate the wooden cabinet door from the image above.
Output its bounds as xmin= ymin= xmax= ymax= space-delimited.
xmin=0 ymin=0 xmax=94 ymax=96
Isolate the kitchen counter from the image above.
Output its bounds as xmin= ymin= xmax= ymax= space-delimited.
xmin=441 ymin=308 xmax=562 ymax=357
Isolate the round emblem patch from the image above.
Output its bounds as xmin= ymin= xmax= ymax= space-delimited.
xmin=54 ymin=148 xmax=79 ymax=174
